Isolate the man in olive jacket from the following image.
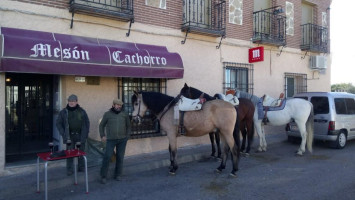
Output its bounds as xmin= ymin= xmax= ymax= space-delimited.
xmin=56 ymin=94 xmax=90 ymax=175
xmin=99 ymin=98 xmax=131 ymax=184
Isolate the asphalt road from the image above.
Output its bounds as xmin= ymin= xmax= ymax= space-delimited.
xmin=12 ymin=135 xmax=355 ymax=200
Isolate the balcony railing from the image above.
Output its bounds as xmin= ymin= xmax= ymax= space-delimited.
xmin=69 ymin=0 xmax=134 ymax=22
xmin=300 ymin=23 xmax=328 ymax=53
xmin=252 ymin=6 xmax=286 ymax=46
xmin=182 ymin=0 xmax=226 ymax=37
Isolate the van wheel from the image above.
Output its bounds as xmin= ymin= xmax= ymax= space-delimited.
xmin=330 ymin=132 xmax=347 ymax=149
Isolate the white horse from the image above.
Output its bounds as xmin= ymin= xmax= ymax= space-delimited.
xmin=235 ymin=91 xmax=314 ymax=156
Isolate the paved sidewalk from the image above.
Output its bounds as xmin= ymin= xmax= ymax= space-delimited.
xmin=0 ymin=126 xmax=287 ymax=200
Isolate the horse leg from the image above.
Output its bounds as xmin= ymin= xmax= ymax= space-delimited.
xmin=295 ymin=120 xmax=307 ymax=156
xmin=240 ymin=121 xmax=246 ymax=153
xmin=209 ymin=132 xmax=216 ymax=157
xmin=260 ymin=125 xmax=267 ymax=151
xmin=254 ymin=120 xmax=267 ymax=152
xmin=245 ymin=120 xmax=255 ymax=155
xmin=168 ymin=145 xmax=173 ymax=170
xmin=168 ymin=136 xmax=178 ymax=174
xmin=216 ymin=141 xmax=229 ymax=173
xmin=223 ymin=134 xmax=240 ymax=177
xmin=215 ymin=131 xmax=222 ymax=159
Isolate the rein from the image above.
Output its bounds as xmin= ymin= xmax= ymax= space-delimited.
xmin=159 ymin=94 xmax=181 ymax=121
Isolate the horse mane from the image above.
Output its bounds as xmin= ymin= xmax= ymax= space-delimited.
xmin=183 ymin=86 xmax=215 ymax=101
xmin=236 ymin=90 xmax=260 ymax=106
xmin=132 ymin=91 xmax=175 ymax=115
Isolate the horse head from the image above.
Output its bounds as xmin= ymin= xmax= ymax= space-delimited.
xmin=180 ymin=83 xmax=215 ymax=100
xmin=131 ymin=91 xmax=148 ymax=124
xmin=180 ymin=83 xmax=193 ymax=98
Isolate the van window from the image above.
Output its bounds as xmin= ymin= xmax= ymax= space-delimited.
xmin=334 ymin=98 xmax=347 ymax=114
xmin=310 ymin=97 xmax=329 ymax=114
xmin=294 ymin=96 xmax=308 ymax=100
xmin=345 ymin=98 xmax=355 ymax=114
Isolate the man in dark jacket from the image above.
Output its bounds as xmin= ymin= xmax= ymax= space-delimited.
xmin=99 ymin=98 xmax=131 ymax=184
xmin=56 ymin=94 xmax=90 ymax=176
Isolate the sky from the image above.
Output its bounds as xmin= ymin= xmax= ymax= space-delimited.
xmin=330 ymin=1 xmax=355 ymax=85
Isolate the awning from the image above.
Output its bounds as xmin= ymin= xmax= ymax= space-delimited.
xmin=0 ymin=27 xmax=184 ymax=78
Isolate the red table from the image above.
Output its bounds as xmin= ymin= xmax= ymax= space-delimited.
xmin=36 ymin=150 xmax=88 ymax=200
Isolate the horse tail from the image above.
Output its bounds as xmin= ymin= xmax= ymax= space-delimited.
xmin=250 ymin=119 xmax=255 ymax=144
xmin=306 ymin=103 xmax=314 ymax=153
xmin=233 ymin=106 xmax=241 ymax=150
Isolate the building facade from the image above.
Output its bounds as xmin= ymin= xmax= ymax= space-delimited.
xmin=0 ymin=0 xmax=331 ymax=174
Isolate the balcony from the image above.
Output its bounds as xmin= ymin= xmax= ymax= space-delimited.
xmin=69 ymin=0 xmax=134 ymax=23
xmin=300 ymin=23 xmax=328 ymax=53
xmin=181 ymin=0 xmax=226 ymax=37
xmin=252 ymin=6 xmax=286 ymax=46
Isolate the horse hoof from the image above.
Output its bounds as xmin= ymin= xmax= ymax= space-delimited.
xmin=169 ymin=171 xmax=176 ymax=175
xmin=295 ymin=151 xmax=303 ymax=156
xmin=244 ymin=153 xmax=250 ymax=157
xmin=215 ymin=169 xmax=222 ymax=174
xmin=229 ymin=173 xmax=237 ymax=178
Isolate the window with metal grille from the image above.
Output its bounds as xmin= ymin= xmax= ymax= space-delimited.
xmin=284 ymin=73 xmax=307 ymax=97
xmin=223 ymin=62 xmax=254 ymax=94
xmin=119 ymin=78 xmax=167 ymax=139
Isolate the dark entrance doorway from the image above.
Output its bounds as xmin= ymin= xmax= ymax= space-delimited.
xmin=5 ymin=73 xmax=54 ymax=163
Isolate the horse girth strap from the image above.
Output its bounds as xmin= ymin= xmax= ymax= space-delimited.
xmin=159 ymin=94 xmax=181 ymax=121
xmin=179 ymin=111 xmax=185 ymax=130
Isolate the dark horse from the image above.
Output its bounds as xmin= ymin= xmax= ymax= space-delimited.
xmin=180 ymin=83 xmax=255 ymax=155
xmin=132 ymin=91 xmax=240 ymax=176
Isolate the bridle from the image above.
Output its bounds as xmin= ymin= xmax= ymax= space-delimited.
xmin=132 ymin=97 xmax=143 ymax=122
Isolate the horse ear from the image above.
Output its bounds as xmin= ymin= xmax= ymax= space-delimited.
xmin=184 ymin=83 xmax=188 ymax=87
xmin=133 ymin=91 xmax=139 ymax=96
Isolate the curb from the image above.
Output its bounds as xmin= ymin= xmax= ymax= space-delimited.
xmin=0 ymin=144 xmax=211 ymax=199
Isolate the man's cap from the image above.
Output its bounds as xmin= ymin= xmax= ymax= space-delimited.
xmin=67 ymin=94 xmax=78 ymax=102
xmin=113 ymin=99 xmax=124 ymax=105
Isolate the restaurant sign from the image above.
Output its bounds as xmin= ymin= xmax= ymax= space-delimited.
xmin=0 ymin=27 xmax=184 ymax=78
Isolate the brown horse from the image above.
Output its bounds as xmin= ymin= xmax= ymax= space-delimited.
xmin=131 ymin=91 xmax=240 ymax=176
xmin=180 ymin=84 xmax=255 ymax=155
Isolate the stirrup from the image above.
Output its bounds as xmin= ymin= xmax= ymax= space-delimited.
xmin=262 ymin=117 xmax=268 ymax=125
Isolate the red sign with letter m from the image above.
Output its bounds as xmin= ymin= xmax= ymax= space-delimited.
xmin=248 ymin=47 xmax=264 ymax=63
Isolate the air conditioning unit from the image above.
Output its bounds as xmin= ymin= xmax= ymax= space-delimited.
xmin=309 ymin=56 xmax=327 ymax=69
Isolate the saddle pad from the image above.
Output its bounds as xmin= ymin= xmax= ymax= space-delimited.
xmin=178 ymin=96 xmax=202 ymax=111
xmin=264 ymin=99 xmax=287 ymax=111
xmin=257 ymin=98 xmax=264 ymax=120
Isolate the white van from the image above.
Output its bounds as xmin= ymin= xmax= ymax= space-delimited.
xmin=286 ymin=92 xmax=355 ymax=149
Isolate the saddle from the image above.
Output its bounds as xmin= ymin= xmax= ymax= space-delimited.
xmin=177 ymin=95 xmax=205 ymax=111
xmin=215 ymin=93 xmax=239 ymax=106
xmin=176 ymin=93 xmax=206 ymax=135
xmin=262 ymin=93 xmax=285 ymax=124
xmin=226 ymin=89 xmax=236 ymax=96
